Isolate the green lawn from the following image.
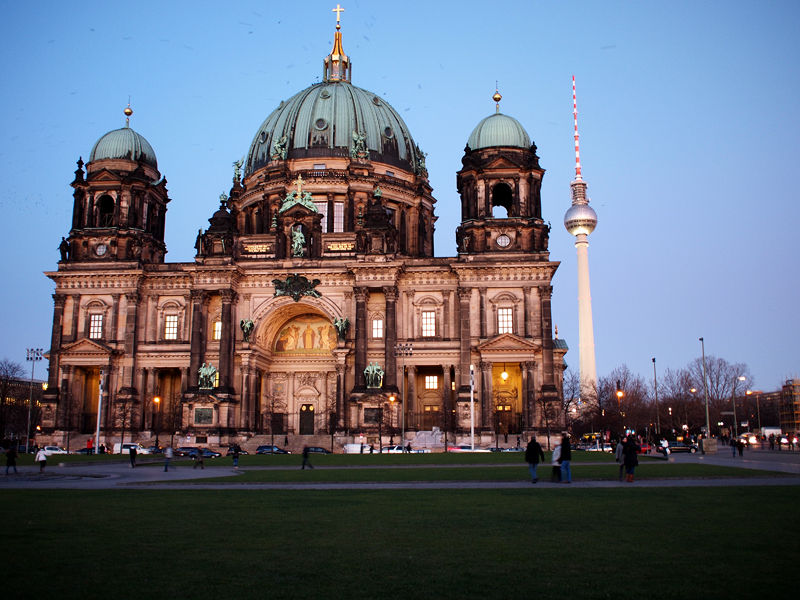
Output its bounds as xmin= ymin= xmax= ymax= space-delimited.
xmin=1 ymin=486 xmax=796 ymax=599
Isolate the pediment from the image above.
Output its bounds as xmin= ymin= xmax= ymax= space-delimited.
xmin=282 ymin=204 xmax=319 ymax=218
xmin=89 ymin=169 xmax=123 ymax=183
xmin=483 ymin=155 xmax=523 ymax=170
xmin=477 ymin=333 xmax=539 ymax=353
xmin=59 ymin=338 xmax=114 ymax=356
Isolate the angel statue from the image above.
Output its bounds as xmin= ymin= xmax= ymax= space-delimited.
xmin=333 ymin=317 xmax=350 ymax=341
xmin=240 ymin=318 xmax=255 ymax=342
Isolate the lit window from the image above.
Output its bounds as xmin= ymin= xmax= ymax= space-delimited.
xmin=372 ymin=318 xmax=384 ymax=339
xmin=214 ymin=371 xmax=220 ymax=387
xmin=213 ymin=321 xmax=222 ymax=340
xmin=333 ymin=202 xmax=344 ymax=232
xmin=89 ymin=314 xmax=103 ymax=339
xmin=164 ymin=315 xmax=178 ymax=340
xmin=425 ymin=375 xmax=438 ymax=390
xmin=421 ymin=311 xmax=435 ymax=337
xmin=498 ymin=308 xmax=513 ymax=334
xmin=314 ymin=201 xmax=328 ymax=231
xmin=424 ymin=405 xmax=439 ymax=412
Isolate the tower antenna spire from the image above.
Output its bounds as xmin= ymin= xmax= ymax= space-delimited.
xmin=573 ymin=75 xmax=581 ymax=180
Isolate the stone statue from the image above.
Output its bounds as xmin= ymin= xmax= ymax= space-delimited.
xmin=272 ymin=135 xmax=288 ymax=160
xmin=415 ymin=145 xmax=428 ymax=176
xmin=350 ymin=131 xmax=369 ymax=160
xmin=291 ymin=225 xmax=305 ymax=257
xmin=333 ymin=317 xmax=349 ymax=341
xmin=364 ymin=362 xmax=384 ymax=388
xmin=58 ymin=237 xmax=70 ymax=261
xmin=232 ymin=158 xmax=243 ymax=182
xmin=373 ymin=186 xmax=382 ymax=199
xmin=240 ymin=318 xmax=255 ymax=342
xmin=195 ymin=229 xmax=204 ymax=256
xmin=199 ymin=363 xmax=217 ymax=389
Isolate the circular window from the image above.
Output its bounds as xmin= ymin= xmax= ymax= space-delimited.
xmin=95 ymin=243 xmax=108 ymax=257
xmin=314 ymin=118 xmax=328 ymax=131
xmin=384 ymin=127 xmax=394 ymax=139
xmin=496 ymin=234 xmax=511 ymax=248
xmin=320 ymin=89 xmax=331 ymax=99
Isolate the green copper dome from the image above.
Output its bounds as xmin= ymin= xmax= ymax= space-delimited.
xmin=89 ymin=126 xmax=158 ymax=168
xmin=467 ymin=113 xmax=531 ymax=151
xmin=245 ymin=80 xmax=418 ymax=175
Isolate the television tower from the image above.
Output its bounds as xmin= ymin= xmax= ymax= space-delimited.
xmin=563 ymin=76 xmax=598 ymax=395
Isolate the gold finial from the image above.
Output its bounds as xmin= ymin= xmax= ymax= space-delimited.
xmin=493 ymin=84 xmax=502 ymax=114
xmin=292 ymin=174 xmax=305 ymax=196
xmin=124 ymin=98 xmax=133 ymax=127
xmin=554 ymin=324 xmax=558 ymax=339
xmin=333 ymin=4 xmax=344 ymax=30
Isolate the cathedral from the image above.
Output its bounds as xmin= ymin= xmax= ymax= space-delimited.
xmin=40 ymin=14 xmax=567 ymax=450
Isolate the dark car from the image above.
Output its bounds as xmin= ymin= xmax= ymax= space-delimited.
xmin=225 ymin=445 xmax=249 ymax=456
xmin=637 ymin=443 xmax=653 ymax=454
xmin=660 ymin=441 xmax=698 ymax=454
xmin=305 ymin=446 xmax=332 ymax=454
xmin=188 ymin=448 xmax=221 ymax=459
xmin=174 ymin=446 xmax=197 ymax=456
xmin=147 ymin=446 xmax=163 ymax=454
xmin=73 ymin=447 xmax=95 ymax=455
xmin=256 ymin=445 xmax=292 ymax=454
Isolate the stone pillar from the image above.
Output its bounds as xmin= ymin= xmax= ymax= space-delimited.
xmin=120 ymin=293 xmax=140 ymax=393
xmin=523 ymin=287 xmax=532 ymax=338
xmin=540 ymin=286 xmax=556 ymax=390
xmin=481 ymin=361 xmax=493 ymax=429
xmin=145 ymin=367 xmax=157 ymax=428
xmin=70 ymin=294 xmax=80 ymax=341
xmin=47 ymin=294 xmax=66 ymax=393
xmin=188 ymin=290 xmax=207 ymax=389
xmin=219 ymin=290 xmax=236 ymax=391
xmin=242 ymin=365 xmax=252 ymax=429
xmin=406 ymin=365 xmax=416 ymax=428
xmin=383 ymin=286 xmax=398 ymax=391
xmin=443 ymin=290 xmax=451 ymax=340
xmin=524 ymin=361 xmax=537 ymax=428
xmin=354 ymin=286 xmax=369 ymax=391
xmin=147 ymin=295 xmax=158 ymax=343
xmin=336 ymin=362 xmax=347 ymax=429
xmin=179 ymin=367 xmax=188 ymax=393
xmin=111 ymin=294 xmax=121 ymax=343
xmin=457 ymin=288 xmax=472 ymax=393
xmin=479 ymin=288 xmax=487 ymax=338
xmin=443 ymin=365 xmax=452 ymax=413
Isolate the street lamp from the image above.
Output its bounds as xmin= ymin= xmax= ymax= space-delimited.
xmin=700 ymin=338 xmax=711 ymax=443
xmin=26 ymin=348 xmax=44 ymax=454
xmin=394 ymin=343 xmax=412 ymax=452
xmin=616 ymin=380 xmax=624 ymax=434
xmin=731 ymin=376 xmax=746 ymax=438
xmin=153 ymin=396 xmax=161 ymax=448
xmin=652 ymin=358 xmax=661 ymax=436
xmin=747 ymin=390 xmax=763 ymax=432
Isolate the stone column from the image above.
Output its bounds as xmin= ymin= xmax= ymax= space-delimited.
xmin=383 ymin=286 xmax=398 ymax=391
xmin=188 ymin=290 xmax=207 ymax=389
xmin=523 ymin=287 xmax=532 ymax=338
xmin=147 ymin=295 xmax=158 ymax=343
xmin=406 ymin=365 xmax=416 ymax=428
xmin=457 ymin=288 xmax=472 ymax=393
xmin=336 ymin=362 xmax=347 ymax=429
xmin=443 ymin=365 xmax=452 ymax=413
xmin=120 ymin=293 xmax=140 ymax=393
xmin=524 ymin=361 xmax=537 ymax=428
xmin=540 ymin=286 xmax=556 ymax=391
xmin=111 ymin=294 xmax=120 ymax=343
xmin=179 ymin=367 xmax=188 ymax=393
xmin=242 ymin=365 xmax=252 ymax=429
xmin=47 ymin=295 xmax=66 ymax=393
xmin=479 ymin=288 xmax=487 ymax=338
xmin=443 ymin=290 xmax=451 ymax=340
xmin=70 ymin=294 xmax=80 ymax=342
xmin=353 ymin=287 xmax=369 ymax=391
xmin=145 ymin=367 xmax=157 ymax=428
xmin=219 ymin=290 xmax=236 ymax=391
xmin=481 ymin=361 xmax=493 ymax=428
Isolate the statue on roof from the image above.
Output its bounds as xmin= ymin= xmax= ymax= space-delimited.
xmin=291 ymin=225 xmax=306 ymax=257
xmin=232 ymin=158 xmax=243 ymax=182
xmin=350 ymin=131 xmax=369 ymax=160
xmin=272 ymin=135 xmax=288 ymax=161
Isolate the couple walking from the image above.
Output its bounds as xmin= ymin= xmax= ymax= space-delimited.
xmin=525 ymin=435 xmax=572 ymax=483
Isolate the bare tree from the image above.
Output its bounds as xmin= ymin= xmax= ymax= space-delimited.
xmin=686 ymin=355 xmax=752 ymax=434
xmin=0 ymin=358 xmax=25 ymax=440
xmin=261 ymin=393 xmax=286 ymax=447
xmin=161 ymin=393 xmax=184 ymax=447
xmin=536 ymin=396 xmax=560 ymax=451
xmin=114 ymin=396 xmax=136 ymax=450
xmin=62 ymin=392 xmax=83 ymax=452
xmin=562 ymin=369 xmax=582 ymax=432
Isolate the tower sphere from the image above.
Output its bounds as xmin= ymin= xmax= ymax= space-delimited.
xmin=564 ymin=202 xmax=597 ymax=236
xmin=89 ymin=127 xmax=158 ymax=168
xmin=466 ymin=113 xmax=531 ymax=151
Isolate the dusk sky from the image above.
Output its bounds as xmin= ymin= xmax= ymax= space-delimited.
xmin=1 ymin=0 xmax=797 ymax=392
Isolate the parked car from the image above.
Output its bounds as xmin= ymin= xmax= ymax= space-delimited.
xmin=43 ymin=446 xmax=69 ymax=455
xmin=586 ymin=444 xmax=613 ymax=452
xmin=113 ymin=443 xmax=151 ymax=455
xmin=637 ymin=443 xmax=652 ymax=454
xmin=446 ymin=444 xmax=491 ymax=452
xmin=173 ymin=446 xmax=196 ymax=456
xmin=73 ymin=447 xmax=95 ymax=455
xmin=660 ymin=441 xmax=698 ymax=454
xmin=502 ymin=447 xmax=525 ymax=452
xmin=305 ymin=446 xmax=332 ymax=454
xmin=379 ymin=445 xmax=405 ymax=453
xmin=188 ymin=448 xmax=221 ymax=459
xmin=256 ymin=445 xmax=291 ymax=455
xmin=147 ymin=446 xmax=163 ymax=454
xmin=225 ymin=445 xmax=249 ymax=456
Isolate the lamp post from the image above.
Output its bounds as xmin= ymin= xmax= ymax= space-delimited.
xmin=395 ymin=343 xmax=412 ymax=453
xmin=616 ymin=380 xmax=624 ymax=435
xmin=652 ymin=358 xmax=661 ymax=436
xmin=731 ymin=376 xmax=746 ymax=438
xmin=470 ymin=364 xmax=475 ymax=450
xmin=700 ymin=338 xmax=711 ymax=442
xmin=25 ymin=348 xmax=44 ymax=454
xmin=747 ymin=390 xmax=763 ymax=432
xmin=153 ymin=396 xmax=161 ymax=448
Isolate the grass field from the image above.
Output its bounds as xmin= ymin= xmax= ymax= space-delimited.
xmin=1 ymin=486 xmax=796 ymax=599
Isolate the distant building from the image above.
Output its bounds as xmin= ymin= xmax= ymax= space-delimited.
xmin=780 ymin=379 xmax=800 ymax=434
xmin=40 ymin=15 xmax=567 ymax=449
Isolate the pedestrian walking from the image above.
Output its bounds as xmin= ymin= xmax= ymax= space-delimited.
xmin=560 ymin=435 xmax=572 ymax=483
xmin=550 ymin=442 xmax=562 ymax=482
xmin=5 ymin=446 xmax=18 ymax=475
xmin=232 ymin=446 xmax=240 ymax=469
xmin=302 ymin=445 xmax=314 ymax=469
xmin=731 ymin=438 xmax=737 ymax=457
xmin=129 ymin=445 xmax=137 ymax=467
xmin=284 ymin=435 xmax=289 ymax=447
xmin=737 ymin=440 xmax=745 ymax=457
xmin=623 ymin=437 xmax=640 ymax=482
xmin=615 ymin=438 xmax=626 ymax=482
xmin=769 ymin=434 xmax=775 ymax=451
xmin=660 ymin=438 xmax=670 ymax=459
xmin=516 ymin=435 xmax=521 ymax=449
xmin=525 ymin=438 xmax=545 ymax=483
xmin=193 ymin=450 xmax=204 ymax=469
xmin=35 ymin=447 xmax=47 ymax=473
xmin=164 ymin=446 xmax=173 ymax=472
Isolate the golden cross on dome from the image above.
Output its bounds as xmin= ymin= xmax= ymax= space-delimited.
xmin=292 ymin=174 xmax=305 ymax=196
xmin=332 ymin=4 xmax=344 ymax=29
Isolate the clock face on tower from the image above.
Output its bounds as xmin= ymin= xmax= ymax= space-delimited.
xmin=496 ymin=234 xmax=511 ymax=248
xmin=95 ymin=243 xmax=108 ymax=257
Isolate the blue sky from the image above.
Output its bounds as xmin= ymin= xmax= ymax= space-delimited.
xmin=0 ymin=0 xmax=797 ymax=391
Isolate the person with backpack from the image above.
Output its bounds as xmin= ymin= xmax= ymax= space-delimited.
xmin=525 ymin=438 xmax=545 ymax=483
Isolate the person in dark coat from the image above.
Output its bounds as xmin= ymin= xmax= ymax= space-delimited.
xmin=525 ymin=438 xmax=545 ymax=483
xmin=301 ymin=445 xmax=314 ymax=470
xmin=5 ymin=446 xmax=18 ymax=475
xmin=129 ymin=445 xmax=137 ymax=468
xmin=559 ymin=435 xmax=572 ymax=483
xmin=623 ymin=438 xmax=640 ymax=482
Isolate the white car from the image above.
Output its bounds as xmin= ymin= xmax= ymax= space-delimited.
xmin=446 ymin=444 xmax=491 ymax=453
xmin=43 ymin=446 xmax=69 ymax=455
xmin=380 ymin=445 xmax=406 ymax=453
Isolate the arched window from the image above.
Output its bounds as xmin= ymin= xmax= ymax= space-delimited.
xmin=97 ymin=195 xmax=114 ymax=227
xmin=491 ymin=184 xmax=513 ymax=218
